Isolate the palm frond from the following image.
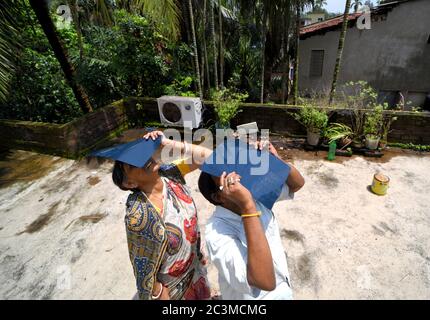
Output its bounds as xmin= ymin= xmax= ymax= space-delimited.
xmin=135 ymin=0 xmax=180 ymax=41
xmin=0 ymin=1 xmax=22 ymax=103
xmin=94 ymin=0 xmax=114 ymax=26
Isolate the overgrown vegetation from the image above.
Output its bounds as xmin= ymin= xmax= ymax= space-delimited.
xmin=212 ymin=88 xmax=248 ymax=128
xmin=293 ymin=105 xmax=328 ymax=132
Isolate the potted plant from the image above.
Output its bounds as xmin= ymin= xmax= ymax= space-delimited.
xmin=212 ymin=89 xmax=248 ymax=130
xmin=324 ymin=123 xmax=353 ymax=149
xmin=335 ymin=81 xmax=378 ymax=148
xmin=363 ymin=105 xmax=383 ymax=150
xmin=293 ymin=105 xmax=328 ymax=146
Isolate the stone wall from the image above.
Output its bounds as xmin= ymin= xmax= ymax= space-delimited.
xmin=1 ymin=97 xmax=429 ymax=158
xmin=0 ymin=101 xmax=127 ymax=158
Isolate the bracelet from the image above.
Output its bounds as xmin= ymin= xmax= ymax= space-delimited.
xmin=241 ymin=211 xmax=261 ymax=218
xmin=151 ymin=282 xmax=163 ymax=300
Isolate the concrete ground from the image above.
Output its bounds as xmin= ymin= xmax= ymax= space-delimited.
xmin=1 ymin=138 xmax=429 ymax=299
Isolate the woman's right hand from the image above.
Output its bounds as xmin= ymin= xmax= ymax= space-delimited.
xmin=219 ymin=171 xmax=255 ymax=212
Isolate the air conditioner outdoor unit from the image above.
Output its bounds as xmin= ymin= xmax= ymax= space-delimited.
xmin=157 ymin=96 xmax=202 ymax=129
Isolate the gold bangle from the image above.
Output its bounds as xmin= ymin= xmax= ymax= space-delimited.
xmin=241 ymin=211 xmax=261 ymax=218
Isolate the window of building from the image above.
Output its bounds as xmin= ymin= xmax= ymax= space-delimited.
xmin=309 ymin=50 xmax=324 ymax=77
xmin=318 ymin=17 xmax=324 ymax=22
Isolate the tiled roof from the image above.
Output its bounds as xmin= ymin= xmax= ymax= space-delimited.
xmin=299 ymin=0 xmax=413 ymax=38
xmin=300 ymin=12 xmax=363 ymax=36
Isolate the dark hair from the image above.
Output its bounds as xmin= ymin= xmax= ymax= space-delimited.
xmin=198 ymin=172 xmax=221 ymax=206
xmin=112 ymin=161 xmax=139 ymax=192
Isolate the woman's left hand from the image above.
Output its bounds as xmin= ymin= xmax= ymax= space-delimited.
xmin=253 ymin=139 xmax=280 ymax=158
xmin=143 ymin=130 xmax=172 ymax=147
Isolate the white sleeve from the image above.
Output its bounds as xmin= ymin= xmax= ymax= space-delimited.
xmin=277 ymin=183 xmax=294 ymax=201
xmin=205 ymin=221 xmax=255 ymax=295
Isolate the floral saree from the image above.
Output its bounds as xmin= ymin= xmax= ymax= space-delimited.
xmin=124 ymin=163 xmax=210 ymax=300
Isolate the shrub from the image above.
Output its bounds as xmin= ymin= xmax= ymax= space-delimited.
xmin=293 ymin=105 xmax=328 ymax=132
xmin=212 ymin=89 xmax=248 ymax=128
xmin=0 ymin=25 xmax=82 ymax=124
xmin=164 ymin=76 xmax=196 ymax=97
xmin=324 ymin=123 xmax=353 ymax=143
xmin=75 ymin=10 xmax=173 ymax=108
xmin=363 ymin=105 xmax=384 ymax=138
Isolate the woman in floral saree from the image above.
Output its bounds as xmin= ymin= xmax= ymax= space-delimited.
xmin=112 ymin=131 xmax=212 ymax=300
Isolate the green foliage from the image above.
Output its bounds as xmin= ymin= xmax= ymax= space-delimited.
xmin=388 ymin=143 xmax=430 ymax=152
xmin=74 ymin=10 xmax=172 ymax=108
xmin=0 ymin=0 xmax=24 ymax=102
xmin=363 ymin=105 xmax=383 ymax=138
xmin=212 ymin=88 xmax=248 ymax=127
xmin=336 ymin=80 xmax=379 ymax=110
xmin=224 ymin=35 xmax=261 ymax=101
xmin=0 ymin=17 xmax=82 ymax=123
xmin=336 ymin=81 xmax=388 ymax=140
xmin=133 ymin=0 xmax=181 ymax=41
xmin=324 ymin=123 xmax=353 ymax=143
xmin=293 ymin=105 xmax=328 ymax=132
xmin=164 ymin=76 xmax=196 ymax=97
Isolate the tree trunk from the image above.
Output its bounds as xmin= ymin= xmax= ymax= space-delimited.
xmin=218 ymin=0 xmax=224 ymax=88
xmin=329 ymin=0 xmax=351 ymax=105
xmin=281 ymin=4 xmax=292 ymax=104
xmin=210 ymin=0 xmax=219 ymax=90
xmin=29 ymin=0 xmax=93 ymax=113
xmin=202 ymin=0 xmax=211 ymax=94
xmin=292 ymin=4 xmax=300 ymax=105
xmin=188 ymin=0 xmax=203 ymax=99
xmin=260 ymin=7 xmax=268 ymax=103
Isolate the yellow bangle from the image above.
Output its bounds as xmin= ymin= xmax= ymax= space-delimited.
xmin=241 ymin=211 xmax=261 ymax=218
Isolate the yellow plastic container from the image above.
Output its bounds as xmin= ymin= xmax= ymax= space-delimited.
xmin=371 ymin=173 xmax=390 ymax=195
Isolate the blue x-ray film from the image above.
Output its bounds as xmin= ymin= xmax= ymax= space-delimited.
xmin=201 ymin=138 xmax=290 ymax=209
xmin=90 ymin=137 xmax=161 ymax=168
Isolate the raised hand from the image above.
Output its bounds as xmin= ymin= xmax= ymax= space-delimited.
xmin=143 ymin=130 xmax=171 ymax=147
xmin=219 ymin=171 xmax=254 ymax=211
